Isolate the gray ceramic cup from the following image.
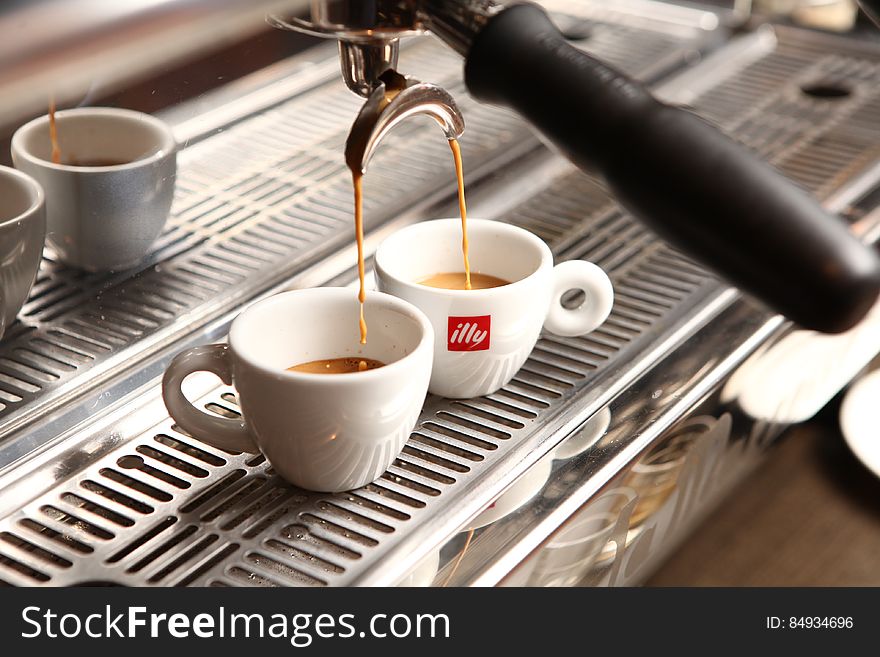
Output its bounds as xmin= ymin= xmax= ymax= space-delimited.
xmin=0 ymin=166 xmax=46 ymax=339
xmin=11 ymin=107 xmax=176 ymax=272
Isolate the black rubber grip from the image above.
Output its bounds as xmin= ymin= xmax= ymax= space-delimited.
xmin=464 ymin=3 xmax=880 ymax=333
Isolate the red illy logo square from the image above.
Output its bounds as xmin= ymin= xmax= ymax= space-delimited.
xmin=448 ymin=315 xmax=491 ymax=351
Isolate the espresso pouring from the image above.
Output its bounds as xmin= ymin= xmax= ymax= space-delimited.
xmin=350 ymin=136 xmax=476 ymax=345
xmin=449 ymin=138 xmax=471 ymax=290
xmin=48 ymin=99 xmax=61 ymax=165
xmin=47 ymin=101 xmax=128 ymax=167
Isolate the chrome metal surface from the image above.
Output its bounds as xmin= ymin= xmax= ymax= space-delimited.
xmin=0 ymin=4 xmax=879 ymax=588
xmin=338 ymin=41 xmax=401 ymax=98
xmin=267 ymin=4 xmax=423 ymax=41
xmin=266 ymin=0 xmax=498 ymax=42
xmin=0 ymin=0 xmax=312 ymax=128
xmin=346 ymin=72 xmax=465 ymax=174
xmin=491 ymin=270 xmax=880 ymax=587
xmin=442 ymin=268 xmax=880 ymax=586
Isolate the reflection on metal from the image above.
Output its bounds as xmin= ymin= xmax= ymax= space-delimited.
xmin=553 ymin=407 xmax=614 ymax=462
xmin=466 ymin=408 xmax=610 ymax=531
xmin=539 ymin=413 xmax=733 ymax=588
xmin=427 ymin=407 xmax=612 ymax=585
xmin=625 ymin=420 xmax=712 ymax=527
xmin=723 ymin=299 xmax=880 ymax=423
xmin=487 ymin=287 xmax=867 ymax=587
xmin=599 ymin=415 xmax=730 ymax=586
xmin=527 ymin=489 xmax=633 ymax=587
xmin=504 ymin=371 xmax=829 ymax=588
xmin=396 ymin=549 xmax=441 ymax=587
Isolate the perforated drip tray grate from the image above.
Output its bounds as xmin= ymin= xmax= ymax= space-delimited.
xmin=1 ymin=14 xmax=880 ymax=586
xmin=0 ymin=241 xmax=718 ymax=588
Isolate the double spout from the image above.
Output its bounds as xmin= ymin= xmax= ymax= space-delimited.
xmin=269 ymin=1 xmax=487 ymax=173
xmin=343 ymin=69 xmax=464 ymax=175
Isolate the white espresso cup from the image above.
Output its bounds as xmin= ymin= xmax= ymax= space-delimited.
xmin=11 ymin=107 xmax=176 ymax=272
xmin=162 ymin=288 xmax=433 ymax=492
xmin=0 ymin=166 xmax=46 ymax=340
xmin=375 ymin=219 xmax=614 ymax=398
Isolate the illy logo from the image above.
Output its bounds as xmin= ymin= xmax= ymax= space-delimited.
xmin=448 ymin=315 xmax=491 ymax=351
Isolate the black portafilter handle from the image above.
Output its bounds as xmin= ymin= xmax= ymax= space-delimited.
xmin=462 ymin=3 xmax=880 ymax=333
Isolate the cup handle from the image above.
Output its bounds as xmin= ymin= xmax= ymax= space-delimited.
xmin=544 ymin=260 xmax=614 ymax=337
xmin=162 ymin=344 xmax=259 ymax=453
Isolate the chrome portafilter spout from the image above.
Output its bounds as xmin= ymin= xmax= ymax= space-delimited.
xmin=345 ymin=69 xmax=464 ymax=175
xmin=268 ymin=2 xmax=468 ymax=172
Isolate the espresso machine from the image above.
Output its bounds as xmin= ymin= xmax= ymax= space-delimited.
xmin=0 ymin=0 xmax=879 ymax=587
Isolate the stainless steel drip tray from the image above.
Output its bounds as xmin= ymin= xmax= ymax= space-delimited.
xmin=0 ymin=148 xmax=730 ymax=588
xmin=0 ymin=239 xmax=725 ymax=588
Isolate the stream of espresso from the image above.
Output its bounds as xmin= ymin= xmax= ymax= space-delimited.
xmin=48 ymin=98 xmax=61 ymax=164
xmin=449 ymin=138 xmax=471 ymax=290
xmin=350 ymin=124 xmax=471 ymax=344
xmin=353 ymin=171 xmax=367 ymax=344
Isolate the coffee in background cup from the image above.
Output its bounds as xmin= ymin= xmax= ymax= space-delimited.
xmin=288 ymin=357 xmax=385 ymax=373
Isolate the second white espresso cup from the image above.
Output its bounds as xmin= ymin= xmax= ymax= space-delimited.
xmin=11 ymin=107 xmax=176 ymax=272
xmin=375 ymin=219 xmax=614 ymax=398
xmin=162 ymin=288 xmax=433 ymax=492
